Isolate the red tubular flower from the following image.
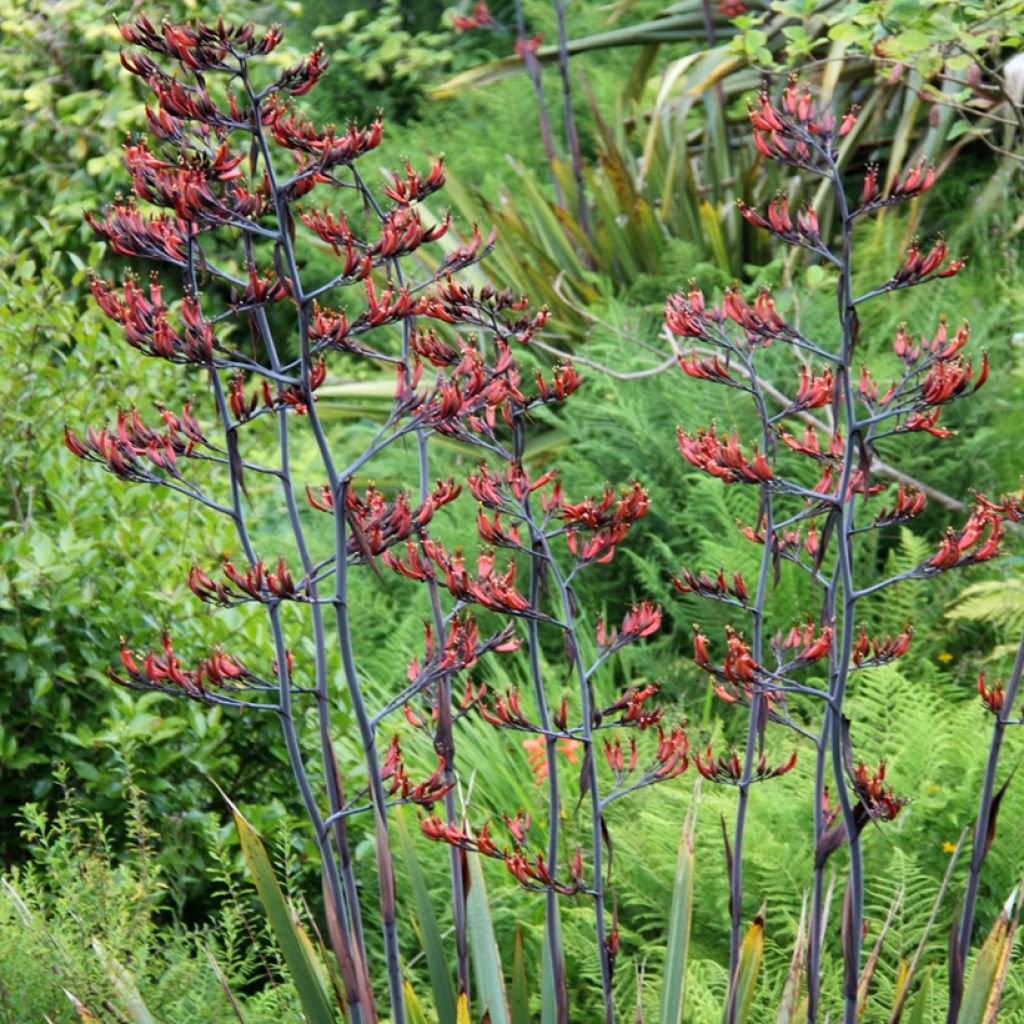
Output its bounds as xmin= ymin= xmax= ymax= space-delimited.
xmin=977 ymin=671 xmax=1006 ymax=714
xmin=779 ymin=424 xmax=844 ymax=463
xmin=555 ymin=480 xmax=649 ymax=564
xmin=384 ymin=157 xmax=446 ymax=206
xmin=871 ymin=483 xmax=927 ymax=527
xmin=535 ymin=362 xmax=583 ymax=403
xmin=781 ymin=622 xmax=833 ymax=664
xmin=852 ymin=761 xmax=906 ymax=824
xmin=787 ymin=366 xmax=835 ymax=412
xmin=924 ymin=507 xmax=1003 ymax=573
xmin=514 ymin=34 xmax=543 ymax=58
xmin=851 ymin=624 xmax=913 ymax=666
xmin=678 ymin=352 xmax=733 ymax=383
xmin=677 ymin=425 xmax=772 ymax=484
xmin=111 ymin=633 xmax=254 ymax=700
xmin=673 ymin=566 xmax=748 ymax=605
xmin=694 ymin=743 xmax=796 ymax=784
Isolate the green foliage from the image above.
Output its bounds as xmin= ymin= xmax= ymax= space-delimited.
xmin=0 ymin=768 xmax=306 ymax=1023
xmin=302 ymin=0 xmax=457 ymax=123
xmin=0 ymin=0 xmax=287 ymax=255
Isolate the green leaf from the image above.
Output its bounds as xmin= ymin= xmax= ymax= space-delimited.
xmin=724 ymin=906 xmax=765 ymax=1024
xmin=658 ymin=792 xmax=697 ymax=1024
xmin=220 ymin=788 xmax=337 ymax=1024
xmin=404 ymin=981 xmax=432 ymax=1024
xmin=511 ymin=928 xmax=530 ymax=1024
xmin=907 ymin=967 xmax=933 ymax=1024
xmin=465 ymin=850 xmax=508 ymax=1023
xmin=958 ymin=888 xmax=1017 ymax=1024
xmin=396 ymin=809 xmax=457 ymax=1024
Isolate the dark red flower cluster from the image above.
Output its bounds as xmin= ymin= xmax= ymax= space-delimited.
xmin=188 ymin=557 xmax=300 ymax=605
xmin=666 ymin=283 xmax=792 ymax=348
xmin=65 ymin=404 xmax=206 ymax=482
xmin=556 ymin=481 xmax=650 ymax=563
xmin=118 ymin=15 xmax=282 ymax=71
xmin=694 ymin=744 xmax=797 ymax=784
xmin=851 ymin=625 xmax=913 ymax=667
xmin=976 ymin=671 xmax=1007 ymax=715
xmin=122 ymin=138 xmax=257 ymax=223
xmin=748 ymin=82 xmax=857 ymax=167
xmin=677 ymin=351 xmax=734 ymax=383
xmin=416 ymin=272 xmax=547 ymax=345
xmin=594 ymin=602 xmax=663 ymax=652
xmin=870 ymin=483 xmax=927 ymax=528
xmin=112 ymin=634 xmax=254 ymax=699
xmin=858 ymin=161 xmax=937 ymax=215
xmin=384 ymin=157 xmax=446 ymax=206
xmin=604 ymin=724 xmax=689 ymax=781
xmin=779 ymin=425 xmax=844 ymax=463
xmin=228 ymin=359 xmax=326 ymax=421
xmin=404 ymin=615 xmax=519 ymax=694
xmin=677 ymin=425 xmax=772 ymax=484
xmin=421 ymin=813 xmax=581 ymax=895
xmin=738 ymin=196 xmax=821 ymax=249
xmin=601 ymin=682 xmax=664 ymax=730
xmin=270 ymin=107 xmax=383 ymax=171
xmin=90 ymin=275 xmax=215 ymax=364
xmin=924 ymin=506 xmax=1002 ymax=572
xmin=851 ymin=761 xmax=906 ymax=824
xmin=692 ymin=625 xmax=767 ymax=701
xmin=306 ymin=479 xmax=461 ymax=560
xmin=451 ymin=2 xmax=493 ymax=31
xmin=85 ymin=201 xmax=191 ymax=263
xmin=778 ymin=622 xmax=834 ymax=665
xmin=672 ymin=566 xmax=749 ymax=605
xmin=478 ymin=686 xmax=534 ymax=729
xmin=396 ymin=340 xmax=525 ymax=438
xmin=383 ymin=541 xmax=534 ymax=617
xmin=381 ymin=736 xmax=452 ymax=806
xmin=891 ymin=238 xmax=964 ymax=286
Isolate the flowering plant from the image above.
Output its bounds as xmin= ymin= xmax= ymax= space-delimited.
xmin=68 ymin=17 xmax=688 ymax=1023
xmin=665 ymin=80 xmax=1018 ymax=1023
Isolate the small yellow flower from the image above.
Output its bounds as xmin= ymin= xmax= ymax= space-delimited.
xmin=943 ymin=841 xmax=957 ymax=853
xmin=937 ymin=651 xmax=954 ymax=664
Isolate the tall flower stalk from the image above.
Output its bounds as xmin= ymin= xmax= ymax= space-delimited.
xmin=665 ymin=82 xmax=999 ymax=1024
xmin=69 ymin=17 xmax=676 ymax=1023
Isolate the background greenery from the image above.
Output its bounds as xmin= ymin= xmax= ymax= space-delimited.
xmin=2 ymin=0 xmax=1023 ymax=1020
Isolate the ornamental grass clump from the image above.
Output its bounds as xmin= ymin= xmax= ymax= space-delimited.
xmin=664 ymin=80 xmax=1021 ymax=1024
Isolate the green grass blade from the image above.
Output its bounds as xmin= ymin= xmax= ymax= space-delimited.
xmin=404 ymin=980 xmax=432 ymax=1024
xmin=958 ymin=888 xmax=1016 ymax=1024
xmin=396 ymin=810 xmax=457 ymax=1024
xmin=511 ymin=927 xmax=530 ymax=1024
xmin=659 ymin=789 xmax=698 ymax=1024
xmin=92 ymin=942 xmax=155 ymax=1024
xmin=220 ymin=791 xmax=337 ymax=1024
xmin=724 ymin=905 xmax=765 ymax=1024
xmin=465 ymin=850 xmax=509 ymax=1023
xmin=775 ymin=894 xmax=807 ymax=1024
xmin=907 ymin=967 xmax=932 ymax=1024
xmin=541 ymin=923 xmax=555 ymax=1024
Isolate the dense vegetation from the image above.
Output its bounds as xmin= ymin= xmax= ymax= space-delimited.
xmin=2 ymin=1 xmax=1023 ymax=1021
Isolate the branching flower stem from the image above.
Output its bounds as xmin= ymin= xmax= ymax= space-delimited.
xmin=538 ymin=528 xmax=615 ymax=1023
xmin=950 ymin=626 xmax=1024 ymax=1020
xmin=244 ymin=72 xmax=406 ymax=1023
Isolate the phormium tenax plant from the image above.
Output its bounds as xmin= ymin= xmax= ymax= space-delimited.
xmin=65 ymin=14 xmax=1024 ymax=1024
xmin=66 ymin=16 xmax=692 ymax=1024
xmin=662 ymin=79 xmax=1022 ymax=1023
